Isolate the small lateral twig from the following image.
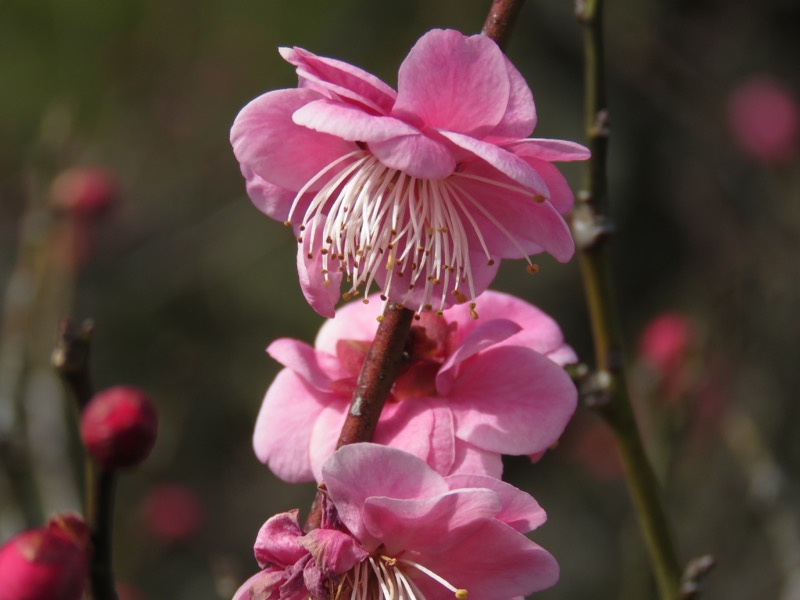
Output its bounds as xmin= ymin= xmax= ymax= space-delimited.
xmin=53 ymin=318 xmax=118 ymax=600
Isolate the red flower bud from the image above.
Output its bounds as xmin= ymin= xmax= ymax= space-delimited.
xmin=50 ymin=167 xmax=117 ymax=219
xmin=80 ymin=386 xmax=158 ymax=470
xmin=0 ymin=515 xmax=89 ymax=600
xmin=140 ymin=483 xmax=205 ymax=544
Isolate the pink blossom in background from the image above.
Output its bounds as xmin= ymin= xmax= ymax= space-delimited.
xmin=254 ymin=289 xmax=578 ymax=482
xmin=231 ymin=29 xmax=588 ymax=317
xmin=727 ymin=76 xmax=800 ymax=163
xmin=140 ymin=483 xmax=205 ymax=544
xmin=234 ymin=444 xmax=558 ymax=600
xmin=638 ymin=312 xmax=693 ymax=380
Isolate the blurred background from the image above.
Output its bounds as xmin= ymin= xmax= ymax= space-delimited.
xmin=1 ymin=0 xmax=798 ymax=598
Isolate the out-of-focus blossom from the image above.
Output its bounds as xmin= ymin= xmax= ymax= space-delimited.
xmin=231 ymin=29 xmax=588 ymax=317
xmin=727 ymin=76 xmax=799 ymax=163
xmin=50 ymin=167 xmax=117 ymax=219
xmin=558 ymin=412 xmax=623 ymax=482
xmin=0 ymin=514 xmax=90 ymax=600
xmin=254 ymin=290 xmax=577 ymax=482
xmin=235 ymin=444 xmax=558 ymax=600
xmin=638 ymin=312 xmax=693 ymax=381
xmin=140 ymin=483 xmax=205 ymax=544
xmin=80 ymin=385 xmax=158 ymax=470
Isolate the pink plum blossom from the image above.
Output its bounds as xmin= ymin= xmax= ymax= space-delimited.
xmin=254 ymin=290 xmax=578 ymax=482
xmin=231 ymin=29 xmax=589 ymax=317
xmin=234 ymin=443 xmax=558 ymax=600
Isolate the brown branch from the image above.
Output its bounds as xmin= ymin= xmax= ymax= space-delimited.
xmin=481 ymin=0 xmax=527 ymax=49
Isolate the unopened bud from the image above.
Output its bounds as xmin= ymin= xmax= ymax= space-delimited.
xmin=0 ymin=514 xmax=90 ymax=600
xmin=50 ymin=167 xmax=117 ymax=219
xmin=80 ymin=385 xmax=158 ymax=470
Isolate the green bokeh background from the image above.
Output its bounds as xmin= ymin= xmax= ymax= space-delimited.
xmin=1 ymin=0 xmax=799 ymax=598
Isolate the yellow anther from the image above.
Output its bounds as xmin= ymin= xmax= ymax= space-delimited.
xmin=469 ymin=302 xmax=479 ymax=320
xmin=526 ymin=263 xmax=540 ymax=274
xmin=455 ymin=589 xmax=469 ymax=599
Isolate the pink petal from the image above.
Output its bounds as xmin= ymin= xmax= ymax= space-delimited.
xmin=449 ymin=161 xmax=575 ymax=262
xmin=297 ymin=221 xmax=344 ymax=318
xmin=426 ymin=405 xmax=456 ymax=475
xmin=436 ymin=318 xmax=523 ymax=395
xmin=369 ymin=133 xmax=456 ymax=179
xmin=448 ymin=346 xmax=578 ymax=455
xmin=239 ymin=166 xmax=298 ymax=222
xmin=297 ymin=529 xmax=368 ymax=576
xmin=266 ymin=339 xmax=332 ymax=390
xmin=417 ymin=520 xmax=559 ymax=599
xmin=373 ymin=400 xmax=436 ymax=467
xmin=308 ymin=405 xmax=347 ymax=483
xmin=488 ymin=56 xmax=537 ymax=139
xmin=445 ymin=290 xmax=572 ymax=358
xmin=254 ymin=510 xmax=306 ymax=568
xmin=520 ymin=157 xmax=576 ymax=214
xmin=253 ymin=369 xmax=325 ymax=482
xmin=394 ymin=30 xmax=509 ymax=137
xmin=280 ymin=47 xmax=397 ymax=114
xmin=293 ymin=99 xmax=419 ymax=141
xmin=439 ymin=130 xmax=548 ymax=195
xmin=450 ymin=440 xmax=503 ymax=478
xmin=231 ymin=88 xmax=357 ymax=193
xmin=232 ymin=568 xmax=285 ymax=600
xmin=362 ymin=488 xmax=500 ymax=556
xmin=508 ymin=138 xmax=591 ymax=162
xmin=314 ymin=294 xmax=383 ymax=355
xmin=444 ymin=475 xmax=547 ymax=533
xmin=322 ymin=444 xmax=449 ymax=546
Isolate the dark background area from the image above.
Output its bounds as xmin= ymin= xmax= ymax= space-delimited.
xmin=1 ymin=0 xmax=799 ymax=598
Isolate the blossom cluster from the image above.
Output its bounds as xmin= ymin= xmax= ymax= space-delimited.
xmin=231 ymin=28 xmax=587 ymax=600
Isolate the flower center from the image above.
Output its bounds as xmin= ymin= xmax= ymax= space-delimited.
xmin=344 ymin=554 xmax=467 ymax=600
xmin=286 ymin=150 xmax=536 ymax=315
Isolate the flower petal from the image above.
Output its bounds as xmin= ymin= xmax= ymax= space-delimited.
xmin=426 ymin=405 xmax=456 ymax=475
xmin=239 ymin=166 xmax=298 ymax=222
xmin=444 ymin=475 xmax=547 ymax=533
xmin=266 ymin=339 xmax=333 ymax=391
xmin=488 ymin=56 xmax=537 ymax=139
xmin=254 ymin=510 xmax=306 ymax=568
xmin=293 ymin=99 xmax=419 ymax=142
xmin=451 ymin=440 xmax=503 ymax=478
xmin=439 ymin=130 xmax=548 ymax=195
xmin=322 ymin=444 xmax=449 ymax=546
xmin=373 ymin=400 xmax=436 ymax=468
xmin=253 ymin=370 xmax=324 ymax=482
xmin=448 ymin=161 xmax=575 ymax=262
xmin=436 ymin=318 xmax=522 ymax=395
xmin=308 ymin=405 xmax=347 ymax=483
xmin=368 ymin=133 xmax=456 ymax=179
xmin=448 ymin=346 xmax=578 ymax=455
xmin=314 ymin=295 xmax=383 ymax=355
xmin=416 ymin=520 xmax=559 ymax=599
xmin=362 ymin=488 xmax=500 ymax=556
xmin=231 ymin=88 xmax=357 ymax=193
xmin=394 ymin=29 xmax=509 ymax=137
xmin=297 ymin=221 xmax=344 ymax=318
xmin=280 ymin=47 xmax=397 ymax=114
xmin=297 ymin=529 xmax=368 ymax=577
xmin=232 ymin=567 xmax=286 ymax=600
xmin=508 ymin=138 xmax=591 ymax=162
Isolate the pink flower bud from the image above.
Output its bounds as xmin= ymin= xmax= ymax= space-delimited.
xmin=140 ymin=483 xmax=204 ymax=544
xmin=80 ymin=386 xmax=158 ymax=470
xmin=638 ymin=312 xmax=693 ymax=379
xmin=0 ymin=515 xmax=89 ymax=600
xmin=50 ymin=167 xmax=117 ymax=219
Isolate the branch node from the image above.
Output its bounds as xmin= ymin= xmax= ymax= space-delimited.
xmin=679 ymin=555 xmax=715 ymax=598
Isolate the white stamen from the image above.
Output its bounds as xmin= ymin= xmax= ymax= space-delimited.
xmin=286 ymin=150 xmax=538 ymax=314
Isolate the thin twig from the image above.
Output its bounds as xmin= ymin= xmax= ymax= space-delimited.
xmin=573 ymin=0 xmax=683 ymax=598
xmin=53 ymin=319 xmax=118 ymax=600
